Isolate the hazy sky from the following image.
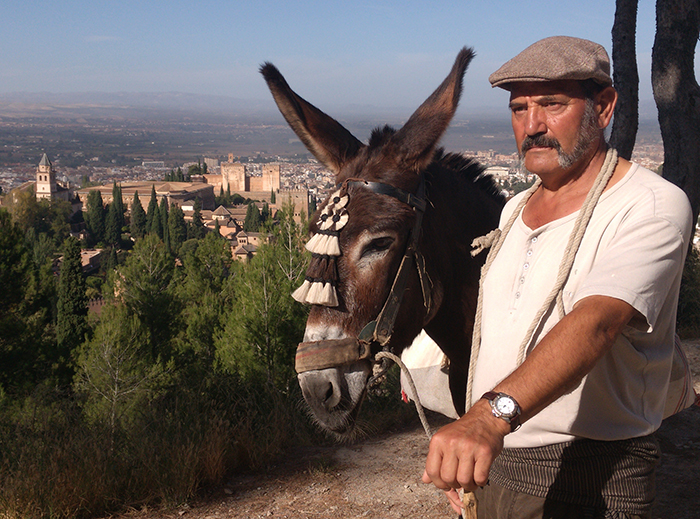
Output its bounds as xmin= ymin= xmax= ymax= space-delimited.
xmin=1 ymin=1 xmax=679 ymax=115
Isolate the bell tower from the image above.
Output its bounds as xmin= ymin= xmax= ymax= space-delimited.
xmin=36 ymin=153 xmax=57 ymax=200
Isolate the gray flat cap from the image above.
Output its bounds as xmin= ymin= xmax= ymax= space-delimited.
xmin=489 ymin=36 xmax=612 ymax=89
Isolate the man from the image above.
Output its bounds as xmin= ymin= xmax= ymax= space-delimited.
xmin=422 ymin=36 xmax=693 ymax=518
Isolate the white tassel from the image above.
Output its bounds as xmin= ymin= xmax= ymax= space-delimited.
xmin=291 ymin=280 xmax=312 ymax=303
xmin=321 ymin=282 xmax=339 ymax=307
xmin=305 ymin=233 xmax=324 ymax=253
xmin=306 ymin=281 xmax=325 ymax=304
xmin=324 ymin=235 xmax=340 ymax=256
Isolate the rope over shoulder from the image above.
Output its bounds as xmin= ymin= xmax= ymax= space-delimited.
xmin=466 ymin=148 xmax=619 ymax=408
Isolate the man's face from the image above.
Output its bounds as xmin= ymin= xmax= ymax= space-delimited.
xmin=508 ymin=80 xmax=602 ymax=178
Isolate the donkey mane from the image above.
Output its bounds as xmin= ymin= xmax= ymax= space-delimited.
xmin=430 ymin=149 xmax=504 ymax=202
xmin=364 ymin=124 xmax=504 ymax=206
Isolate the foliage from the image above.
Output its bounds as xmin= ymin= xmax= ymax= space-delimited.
xmin=0 ymin=210 xmax=56 ymax=394
xmin=187 ymin=197 xmax=205 ymax=239
xmin=159 ymin=197 xmax=170 ymax=251
xmin=74 ymin=303 xmax=171 ymax=438
xmin=84 ymin=190 xmax=106 ymax=246
xmin=145 ymin=185 xmax=159 ymax=232
xmin=6 ymin=189 xmax=71 ymax=246
xmin=0 ymin=200 xmax=423 ymax=519
xmin=56 ymin=237 xmax=89 ymax=382
xmin=167 ymin=204 xmax=187 ymax=255
xmin=216 ymin=203 xmax=308 ymax=387
xmin=116 ymin=234 xmax=177 ymax=360
xmin=243 ymin=201 xmax=261 ymax=232
xmin=129 ymin=191 xmax=147 ymax=239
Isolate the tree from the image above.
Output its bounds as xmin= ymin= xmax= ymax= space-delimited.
xmin=175 ymin=232 xmax=234 ymax=368
xmin=104 ymin=203 xmax=121 ymax=246
xmin=146 ymin=185 xmax=159 ymax=232
xmin=149 ymin=199 xmax=162 ymax=239
xmin=0 ymin=210 xmax=32 ymax=391
xmin=130 ymin=191 xmax=147 ymax=239
xmin=652 ymin=0 xmax=700 ymax=229
xmin=243 ymin=202 xmax=261 ymax=232
xmin=112 ymin=182 xmax=125 ymax=230
xmin=85 ymin=190 xmax=106 ymax=245
xmin=168 ymin=204 xmax=187 ymax=254
xmin=216 ymin=203 xmax=308 ymax=387
xmin=609 ymin=0 xmax=639 ymax=160
xmin=117 ymin=234 xmax=177 ymax=359
xmin=188 ymin=197 xmax=205 ymax=239
xmin=74 ymin=303 xmax=170 ymax=443
xmin=56 ymin=237 xmax=89 ymax=374
xmin=159 ymin=197 xmax=170 ymax=250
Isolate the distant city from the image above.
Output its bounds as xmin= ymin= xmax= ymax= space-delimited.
xmin=0 ymin=93 xmax=666 ymax=198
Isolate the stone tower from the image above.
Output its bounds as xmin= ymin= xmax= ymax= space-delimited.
xmin=36 ymin=153 xmax=57 ymax=200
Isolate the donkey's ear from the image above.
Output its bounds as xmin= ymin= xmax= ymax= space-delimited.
xmin=260 ymin=63 xmax=364 ymax=175
xmin=392 ymin=47 xmax=475 ymax=172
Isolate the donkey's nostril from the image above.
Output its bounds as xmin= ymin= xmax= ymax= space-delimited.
xmin=322 ymin=379 xmax=341 ymax=410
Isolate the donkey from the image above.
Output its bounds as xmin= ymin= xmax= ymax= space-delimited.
xmin=261 ymin=48 xmax=505 ymax=436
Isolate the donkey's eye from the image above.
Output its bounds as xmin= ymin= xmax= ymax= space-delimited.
xmin=361 ymin=236 xmax=394 ymax=258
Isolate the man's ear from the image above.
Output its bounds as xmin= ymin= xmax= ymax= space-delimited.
xmin=596 ymin=86 xmax=617 ymax=129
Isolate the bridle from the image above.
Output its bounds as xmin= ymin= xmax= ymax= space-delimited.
xmin=294 ymin=174 xmax=432 ymax=379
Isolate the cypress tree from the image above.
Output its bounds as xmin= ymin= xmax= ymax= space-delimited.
xmin=146 ymin=185 xmax=158 ymax=231
xmin=188 ymin=197 xmax=205 ymax=239
xmin=168 ymin=204 xmax=187 ymax=254
xmin=130 ymin=191 xmax=147 ymax=239
xmin=85 ymin=190 xmax=106 ymax=245
xmin=243 ymin=202 xmax=261 ymax=232
xmin=159 ymin=197 xmax=170 ymax=250
xmin=104 ymin=202 xmax=121 ymax=246
xmin=149 ymin=201 xmax=162 ymax=239
xmin=56 ymin=237 xmax=88 ymax=372
xmin=112 ymin=182 xmax=125 ymax=231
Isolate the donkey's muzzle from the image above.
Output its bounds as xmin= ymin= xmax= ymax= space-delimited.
xmin=295 ymin=338 xmax=372 ymax=374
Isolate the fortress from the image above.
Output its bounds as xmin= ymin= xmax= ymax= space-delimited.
xmin=220 ymin=154 xmax=280 ymax=196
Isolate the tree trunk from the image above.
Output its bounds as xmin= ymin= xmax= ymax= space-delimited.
xmin=610 ymin=0 xmax=640 ymax=160
xmin=652 ymin=0 xmax=700 ymax=231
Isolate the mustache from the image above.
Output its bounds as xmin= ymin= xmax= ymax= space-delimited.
xmin=520 ymin=134 xmax=563 ymax=155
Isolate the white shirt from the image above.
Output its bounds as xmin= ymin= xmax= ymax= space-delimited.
xmin=472 ymin=163 xmax=693 ymax=449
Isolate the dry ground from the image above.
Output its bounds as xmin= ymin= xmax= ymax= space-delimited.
xmin=112 ymin=341 xmax=700 ymax=519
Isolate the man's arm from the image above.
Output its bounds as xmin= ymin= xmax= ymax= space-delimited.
xmin=422 ymin=294 xmax=639 ymax=494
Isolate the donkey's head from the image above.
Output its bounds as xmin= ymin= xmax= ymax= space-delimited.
xmin=261 ymin=48 xmax=474 ymax=436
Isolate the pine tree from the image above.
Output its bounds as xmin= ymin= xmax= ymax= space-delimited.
xmin=217 ymin=203 xmax=308 ymax=385
xmin=130 ymin=191 xmax=147 ymax=239
xmin=270 ymin=189 xmax=276 ymax=204
xmin=118 ymin=234 xmax=177 ymax=359
xmin=56 ymin=237 xmax=89 ymax=375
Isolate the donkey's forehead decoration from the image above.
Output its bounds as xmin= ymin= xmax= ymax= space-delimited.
xmin=291 ymin=186 xmax=349 ymax=307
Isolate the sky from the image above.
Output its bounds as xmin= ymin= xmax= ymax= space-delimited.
xmin=0 ymin=0 xmax=679 ymax=117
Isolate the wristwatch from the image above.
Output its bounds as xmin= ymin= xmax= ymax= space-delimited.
xmin=481 ymin=391 xmax=521 ymax=432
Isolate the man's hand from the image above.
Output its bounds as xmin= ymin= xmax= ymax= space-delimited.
xmin=422 ymin=399 xmax=509 ymax=497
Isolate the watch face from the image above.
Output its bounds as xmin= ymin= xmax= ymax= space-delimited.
xmin=495 ymin=396 xmax=516 ymax=416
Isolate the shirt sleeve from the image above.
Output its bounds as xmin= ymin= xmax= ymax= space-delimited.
xmin=573 ymin=214 xmax=688 ymax=332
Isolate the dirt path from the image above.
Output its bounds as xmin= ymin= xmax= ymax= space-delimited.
xmin=116 ymin=343 xmax=700 ymax=519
